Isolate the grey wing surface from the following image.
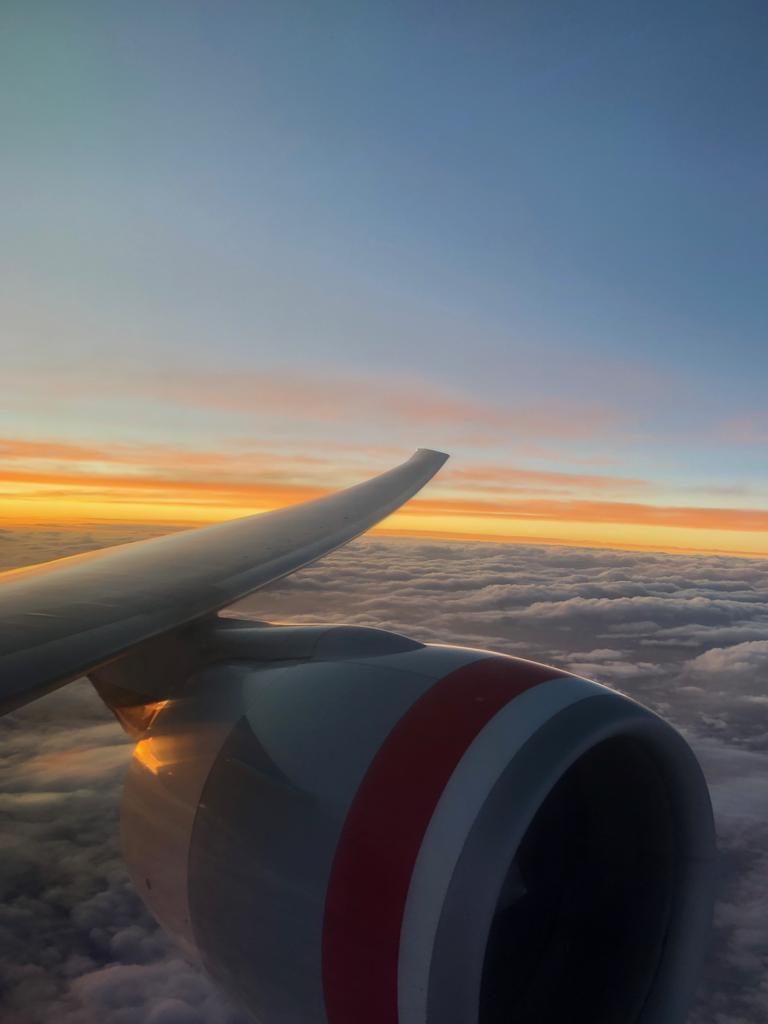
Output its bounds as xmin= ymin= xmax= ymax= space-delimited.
xmin=0 ymin=448 xmax=448 ymax=714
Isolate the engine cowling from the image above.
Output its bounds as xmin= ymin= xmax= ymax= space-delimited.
xmin=115 ymin=621 xmax=715 ymax=1024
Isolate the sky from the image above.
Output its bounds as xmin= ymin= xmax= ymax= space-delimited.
xmin=1 ymin=1 xmax=767 ymax=554
xmin=1 ymin=529 xmax=767 ymax=1023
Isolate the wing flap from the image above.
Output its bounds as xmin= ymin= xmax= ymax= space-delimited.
xmin=0 ymin=449 xmax=448 ymax=713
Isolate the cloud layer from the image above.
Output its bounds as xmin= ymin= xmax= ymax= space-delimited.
xmin=1 ymin=531 xmax=767 ymax=1022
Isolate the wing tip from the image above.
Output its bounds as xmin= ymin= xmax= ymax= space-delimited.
xmin=415 ymin=447 xmax=450 ymax=464
xmin=412 ymin=448 xmax=450 ymax=479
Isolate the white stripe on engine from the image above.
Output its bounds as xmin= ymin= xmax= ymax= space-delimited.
xmin=397 ymin=674 xmax=604 ymax=1024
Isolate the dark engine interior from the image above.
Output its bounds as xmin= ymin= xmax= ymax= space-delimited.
xmin=480 ymin=737 xmax=677 ymax=1024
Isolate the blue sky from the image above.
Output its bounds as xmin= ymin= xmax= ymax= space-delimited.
xmin=1 ymin=1 xmax=767 ymax=549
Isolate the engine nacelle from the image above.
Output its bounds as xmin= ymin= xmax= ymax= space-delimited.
xmin=117 ymin=621 xmax=715 ymax=1024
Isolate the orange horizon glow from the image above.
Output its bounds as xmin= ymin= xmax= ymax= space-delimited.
xmin=2 ymin=435 xmax=768 ymax=559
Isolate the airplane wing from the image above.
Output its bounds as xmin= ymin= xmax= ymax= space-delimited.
xmin=0 ymin=448 xmax=448 ymax=714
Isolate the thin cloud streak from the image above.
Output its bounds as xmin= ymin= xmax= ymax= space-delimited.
xmin=0 ymin=437 xmax=652 ymax=494
xmin=4 ymin=364 xmax=620 ymax=443
xmin=0 ymin=438 xmax=336 ymax=472
xmin=445 ymin=464 xmax=651 ymax=492
xmin=408 ymin=497 xmax=768 ymax=533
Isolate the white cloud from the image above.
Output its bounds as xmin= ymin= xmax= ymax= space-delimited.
xmin=685 ymin=640 xmax=768 ymax=684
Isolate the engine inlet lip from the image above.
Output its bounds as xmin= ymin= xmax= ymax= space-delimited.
xmin=426 ymin=691 xmax=716 ymax=1024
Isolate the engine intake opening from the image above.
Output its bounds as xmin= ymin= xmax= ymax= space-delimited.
xmin=480 ymin=737 xmax=675 ymax=1024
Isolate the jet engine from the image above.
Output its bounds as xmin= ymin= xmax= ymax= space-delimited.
xmin=94 ymin=618 xmax=715 ymax=1024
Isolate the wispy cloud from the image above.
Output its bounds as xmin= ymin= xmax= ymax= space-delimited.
xmin=717 ymin=416 xmax=768 ymax=446
xmin=408 ymin=496 xmax=768 ymax=533
xmin=444 ymin=463 xmax=650 ymax=493
xmin=4 ymin=363 xmax=620 ymax=443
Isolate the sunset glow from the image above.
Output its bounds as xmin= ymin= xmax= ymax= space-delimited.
xmin=2 ymin=434 xmax=767 ymax=557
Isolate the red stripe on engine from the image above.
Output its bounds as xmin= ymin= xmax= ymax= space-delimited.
xmin=321 ymin=656 xmax=560 ymax=1024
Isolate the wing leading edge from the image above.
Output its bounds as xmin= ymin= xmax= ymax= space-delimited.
xmin=0 ymin=448 xmax=448 ymax=714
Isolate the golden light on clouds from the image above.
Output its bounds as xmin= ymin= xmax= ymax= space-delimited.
xmin=384 ymin=514 xmax=768 ymax=559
